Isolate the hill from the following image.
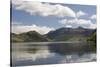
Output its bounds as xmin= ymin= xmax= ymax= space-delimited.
xmin=11 ymin=31 xmax=48 ymax=42
xmin=45 ymin=27 xmax=95 ymax=41
xmin=11 ymin=27 xmax=96 ymax=42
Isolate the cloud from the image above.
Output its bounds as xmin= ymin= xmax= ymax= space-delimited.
xmin=65 ymin=25 xmax=72 ymax=28
xmin=32 ymin=50 xmax=55 ymax=61
xmin=59 ymin=19 xmax=68 ymax=24
xmin=90 ymin=14 xmax=96 ymax=19
xmin=76 ymin=10 xmax=86 ymax=18
xmin=12 ymin=24 xmax=55 ymax=34
xmin=12 ymin=21 xmax=23 ymax=25
xmin=89 ymin=23 xmax=96 ymax=29
xmin=12 ymin=0 xmax=76 ymax=17
xmin=59 ymin=18 xmax=96 ymax=29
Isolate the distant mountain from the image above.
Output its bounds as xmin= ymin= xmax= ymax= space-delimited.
xmin=11 ymin=31 xmax=48 ymax=42
xmin=45 ymin=27 xmax=95 ymax=41
xmin=11 ymin=27 xmax=96 ymax=42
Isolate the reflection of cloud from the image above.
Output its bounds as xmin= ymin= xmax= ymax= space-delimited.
xmin=59 ymin=53 xmax=96 ymax=63
xmin=59 ymin=18 xmax=96 ymax=29
xmin=13 ymin=50 xmax=56 ymax=62
xmin=12 ymin=24 xmax=55 ymax=34
xmin=12 ymin=0 xmax=76 ymax=17
xmin=32 ymin=50 xmax=55 ymax=61
xmin=13 ymin=51 xmax=96 ymax=65
xmin=74 ymin=53 xmax=96 ymax=62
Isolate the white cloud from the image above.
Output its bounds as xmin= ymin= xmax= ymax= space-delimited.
xmin=59 ymin=19 xmax=68 ymax=24
xmin=89 ymin=23 xmax=96 ymax=29
xmin=65 ymin=25 xmax=72 ymax=28
xmin=12 ymin=21 xmax=22 ymax=25
xmin=90 ymin=14 xmax=96 ymax=19
xmin=59 ymin=18 xmax=96 ymax=29
xmin=77 ymin=19 xmax=91 ymax=25
xmin=76 ymin=10 xmax=86 ymax=18
xmin=12 ymin=0 xmax=76 ymax=17
xmin=12 ymin=24 xmax=55 ymax=34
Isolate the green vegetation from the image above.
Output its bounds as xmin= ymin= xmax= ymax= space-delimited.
xmin=11 ymin=27 xmax=96 ymax=43
xmin=87 ymin=31 xmax=96 ymax=43
xmin=46 ymin=27 xmax=95 ymax=41
xmin=87 ymin=31 xmax=96 ymax=52
xmin=27 ymin=48 xmax=38 ymax=53
xmin=11 ymin=31 xmax=48 ymax=42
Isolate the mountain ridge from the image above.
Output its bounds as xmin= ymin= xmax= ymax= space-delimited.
xmin=11 ymin=27 xmax=96 ymax=42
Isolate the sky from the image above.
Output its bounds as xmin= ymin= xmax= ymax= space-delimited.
xmin=11 ymin=0 xmax=97 ymax=34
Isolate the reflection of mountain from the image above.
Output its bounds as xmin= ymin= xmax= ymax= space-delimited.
xmin=11 ymin=27 xmax=96 ymax=42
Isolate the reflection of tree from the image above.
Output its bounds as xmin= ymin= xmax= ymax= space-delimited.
xmin=48 ymin=42 xmax=96 ymax=55
xmin=27 ymin=48 xmax=38 ymax=53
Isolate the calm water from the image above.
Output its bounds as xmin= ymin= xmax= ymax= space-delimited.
xmin=11 ymin=41 xmax=96 ymax=67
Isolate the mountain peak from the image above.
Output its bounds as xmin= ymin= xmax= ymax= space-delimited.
xmin=77 ymin=26 xmax=84 ymax=29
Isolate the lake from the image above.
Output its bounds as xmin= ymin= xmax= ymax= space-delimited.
xmin=11 ymin=41 xmax=96 ymax=67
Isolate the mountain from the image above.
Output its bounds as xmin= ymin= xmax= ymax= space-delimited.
xmin=45 ymin=27 xmax=95 ymax=41
xmin=11 ymin=27 xmax=96 ymax=42
xmin=11 ymin=31 xmax=48 ymax=42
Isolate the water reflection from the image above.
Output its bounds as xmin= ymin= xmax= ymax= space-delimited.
xmin=48 ymin=42 xmax=96 ymax=55
xmin=12 ymin=42 xmax=96 ymax=66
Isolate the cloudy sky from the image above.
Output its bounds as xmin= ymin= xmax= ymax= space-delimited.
xmin=11 ymin=0 xmax=97 ymax=34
